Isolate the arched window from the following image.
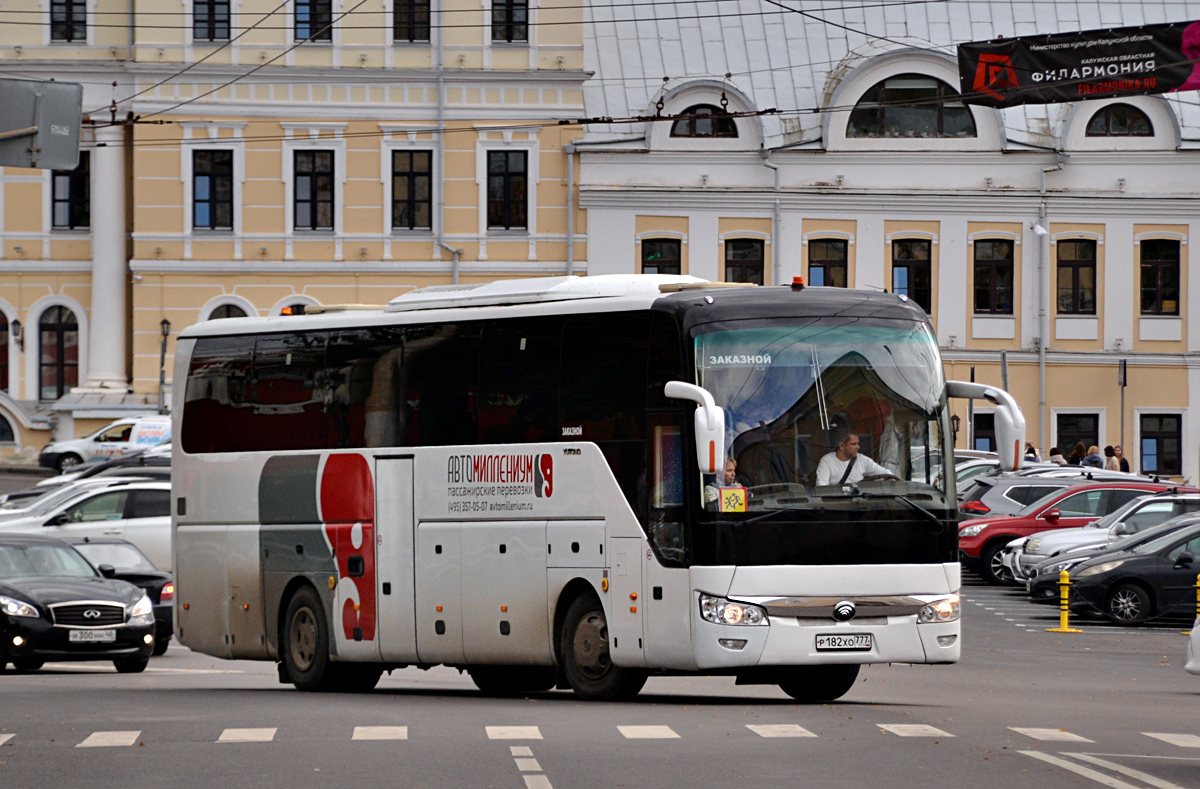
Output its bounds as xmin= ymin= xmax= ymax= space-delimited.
xmin=0 ymin=414 xmax=14 ymax=444
xmin=208 ymin=304 xmax=248 ymax=320
xmin=39 ymin=306 xmax=78 ymax=401
xmin=670 ymin=105 xmax=738 ymax=138
xmin=847 ymin=74 xmax=976 ymax=138
xmin=1086 ymin=104 xmax=1153 ymax=137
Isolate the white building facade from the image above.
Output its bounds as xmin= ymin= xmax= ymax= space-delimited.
xmin=580 ymin=0 xmax=1200 ymax=481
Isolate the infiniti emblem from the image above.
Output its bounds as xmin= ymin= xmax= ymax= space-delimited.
xmin=83 ymin=609 xmax=102 ymax=619
xmin=832 ymin=601 xmax=856 ymax=622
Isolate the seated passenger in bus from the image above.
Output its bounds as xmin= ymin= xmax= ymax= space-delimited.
xmin=815 ymin=427 xmax=894 ymax=486
xmin=704 ymin=458 xmax=751 ymax=508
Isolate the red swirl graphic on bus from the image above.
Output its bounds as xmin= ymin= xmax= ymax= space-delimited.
xmin=536 ymin=453 xmax=553 ymax=498
xmin=319 ymin=453 xmax=376 ymax=642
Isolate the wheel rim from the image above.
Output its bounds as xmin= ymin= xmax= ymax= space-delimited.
xmin=1109 ymin=589 xmax=1143 ymax=621
xmin=59 ymin=456 xmax=80 ymax=471
xmin=989 ymin=550 xmax=1010 ymax=581
xmin=289 ymin=606 xmax=318 ymax=671
xmin=572 ymin=610 xmax=612 ymax=681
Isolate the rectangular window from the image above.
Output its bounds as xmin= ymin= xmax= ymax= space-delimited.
xmin=725 ymin=239 xmax=764 ymax=285
xmin=1140 ymin=414 xmax=1181 ymax=475
xmin=892 ymin=239 xmax=932 ymax=313
xmin=808 ymin=239 xmax=848 ymax=287
xmin=393 ymin=0 xmax=430 ymax=42
xmin=641 ymin=239 xmax=681 ymax=275
xmin=295 ymin=0 xmax=332 ymax=41
xmin=193 ymin=150 xmax=234 ymax=231
xmin=193 ymin=0 xmax=230 ymax=41
xmin=492 ymin=0 xmax=528 ymax=42
xmin=972 ymin=413 xmax=996 ymax=452
xmin=293 ymin=150 xmax=335 ymax=230
xmin=1056 ymin=239 xmax=1097 ymax=315
xmin=973 ymin=239 xmax=1014 ymax=314
xmin=1140 ymin=239 xmax=1180 ymax=316
xmin=1056 ymin=413 xmax=1099 ymax=458
xmin=51 ymin=0 xmax=86 ymax=42
xmin=391 ymin=150 xmax=433 ymax=230
xmin=486 ymin=150 xmax=527 ymax=230
xmin=52 ymin=151 xmax=90 ymax=230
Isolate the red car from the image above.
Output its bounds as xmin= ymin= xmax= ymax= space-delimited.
xmin=959 ymin=481 xmax=1194 ymax=584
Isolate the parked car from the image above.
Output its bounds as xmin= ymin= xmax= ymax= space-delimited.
xmin=38 ymin=416 xmax=171 ymax=472
xmin=958 ymin=480 xmax=1194 ymax=584
xmin=0 ymin=533 xmax=155 ymax=673
xmin=1008 ymin=493 xmax=1200 ymax=582
xmin=0 ymin=481 xmax=172 ymax=571
xmin=1025 ymin=517 xmax=1200 ymax=602
xmin=0 ymin=476 xmax=158 ymax=523
xmin=1066 ymin=519 xmax=1200 ymax=625
xmin=34 ymin=451 xmax=171 ymax=491
xmin=68 ymin=538 xmax=173 ymax=656
xmin=958 ymin=475 xmax=1080 ymax=520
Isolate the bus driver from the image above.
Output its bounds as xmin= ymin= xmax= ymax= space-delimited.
xmin=815 ymin=427 xmax=894 ymax=486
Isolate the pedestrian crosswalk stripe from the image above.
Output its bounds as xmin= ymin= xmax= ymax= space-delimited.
xmin=1009 ymin=727 xmax=1093 ymax=743
xmin=352 ymin=726 xmax=408 ymax=741
xmin=877 ymin=724 xmax=954 ymax=738
xmin=1143 ymin=733 xmax=1200 ymax=748
xmin=0 ymin=734 xmax=12 ymax=747
xmin=1020 ymin=751 xmax=1143 ymax=789
xmin=218 ymin=728 xmax=276 ymax=743
xmin=77 ymin=731 xmax=140 ymax=748
xmin=486 ymin=726 xmax=542 ymax=740
xmin=523 ymin=776 xmax=553 ymax=789
xmin=618 ymin=725 xmax=679 ymax=739
xmin=515 ymin=757 xmax=542 ymax=772
xmin=1067 ymin=753 xmax=1190 ymax=789
xmin=510 ymin=746 xmax=534 ymax=756
xmin=747 ymin=724 xmax=817 ymax=738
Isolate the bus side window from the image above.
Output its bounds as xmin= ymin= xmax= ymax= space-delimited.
xmin=561 ymin=312 xmax=649 ymax=441
xmin=646 ymin=312 xmax=684 ymax=409
xmin=647 ymin=416 xmax=687 ymax=566
xmin=324 ymin=327 xmax=404 ymax=448
xmin=182 ymin=335 xmax=255 ymax=454
xmin=479 ymin=318 xmax=561 ymax=444
xmin=250 ymin=334 xmax=327 ymax=451
xmin=402 ymin=322 xmax=480 ymax=446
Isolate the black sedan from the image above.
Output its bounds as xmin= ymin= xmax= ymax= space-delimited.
xmin=1067 ymin=519 xmax=1200 ymax=625
xmin=67 ymin=538 xmax=173 ymax=656
xmin=0 ymin=534 xmax=155 ymax=672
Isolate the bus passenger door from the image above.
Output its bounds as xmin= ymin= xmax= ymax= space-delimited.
xmin=414 ymin=523 xmax=464 ymax=664
xmin=375 ymin=457 xmax=418 ymax=663
xmin=607 ymin=536 xmax=646 ymax=667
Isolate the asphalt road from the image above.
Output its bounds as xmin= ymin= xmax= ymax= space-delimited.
xmin=2 ymin=572 xmax=1197 ymax=789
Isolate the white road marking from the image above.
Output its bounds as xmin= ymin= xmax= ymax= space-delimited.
xmin=0 ymin=734 xmax=12 ymax=747
xmin=523 ymin=777 xmax=553 ymax=789
xmin=76 ymin=731 xmax=140 ymax=748
xmin=352 ymin=726 xmax=408 ymax=741
xmin=1067 ymin=753 xmax=1189 ymax=789
xmin=877 ymin=724 xmax=953 ymax=738
xmin=514 ymin=758 xmax=542 ymax=772
xmin=510 ymin=746 xmax=534 ymax=756
xmin=1009 ymin=727 xmax=1094 ymax=742
xmin=486 ymin=726 xmax=542 ymax=740
xmin=1020 ymin=750 xmax=1143 ymax=789
xmin=746 ymin=724 xmax=817 ymax=738
xmin=1143 ymin=733 xmax=1200 ymax=748
xmin=218 ymin=728 xmax=276 ymax=743
xmin=618 ymin=725 xmax=680 ymax=739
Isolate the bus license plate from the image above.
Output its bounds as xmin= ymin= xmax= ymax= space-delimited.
xmin=69 ymin=629 xmax=117 ymax=643
xmin=816 ymin=633 xmax=872 ymax=651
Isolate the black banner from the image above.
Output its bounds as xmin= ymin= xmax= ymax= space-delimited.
xmin=958 ymin=20 xmax=1200 ymax=107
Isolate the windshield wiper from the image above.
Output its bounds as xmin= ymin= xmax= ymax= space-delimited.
xmin=822 ymin=488 xmax=948 ymax=534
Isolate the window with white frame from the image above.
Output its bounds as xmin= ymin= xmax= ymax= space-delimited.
xmin=194 ymin=0 xmax=230 ymax=41
xmin=294 ymin=150 xmax=335 ymax=230
xmin=1140 ymin=414 xmax=1181 ymax=475
xmin=296 ymin=0 xmax=332 ymax=41
xmin=52 ymin=152 xmax=90 ymax=230
xmin=394 ymin=0 xmax=430 ymax=42
xmin=492 ymin=0 xmax=528 ymax=43
xmin=392 ymin=150 xmax=433 ymax=230
xmin=51 ymin=0 xmax=86 ymax=42
xmin=487 ymin=150 xmax=527 ymax=230
xmin=193 ymin=150 xmax=234 ymax=231
xmin=848 ymin=74 xmax=976 ymax=139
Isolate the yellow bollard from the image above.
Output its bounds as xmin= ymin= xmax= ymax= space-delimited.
xmin=1046 ymin=569 xmax=1083 ymax=633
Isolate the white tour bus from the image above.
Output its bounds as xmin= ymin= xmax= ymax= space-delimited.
xmin=172 ymin=275 xmax=1024 ymax=701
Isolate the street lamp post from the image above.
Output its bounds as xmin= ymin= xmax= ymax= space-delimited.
xmin=951 ymin=414 xmax=961 ymax=447
xmin=157 ymin=318 xmax=171 ymax=414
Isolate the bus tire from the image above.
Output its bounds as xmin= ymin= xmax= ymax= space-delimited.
xmin=468 ymin=666 xmax=557 ymax=696
xmin=282 ymin=586 xmax=334 ymax=692
xmin=560 ymin=593 xmax=647 ymax=701
xmin=777 ymin=664 xmax=861 ymax=702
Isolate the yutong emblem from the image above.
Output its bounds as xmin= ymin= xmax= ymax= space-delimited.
xmin=832 ymin=601 xmax=856 ymax=622
xmin=83 ymin=609 xmax=102 ymax=619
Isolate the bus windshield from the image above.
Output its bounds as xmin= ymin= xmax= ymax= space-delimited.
xmin=694 ymin=319 xmax=949 ymax=511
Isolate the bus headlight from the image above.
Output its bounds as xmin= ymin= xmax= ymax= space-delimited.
xmin=917 ymin=595 xmax=960 ymax=623
xmin=128 ymin=595 xmax=155 ymax=627
xmin=0 ymin=595 xmax=39 ymax=618
xmin=699 ymin=594 xmax=768 ymax=626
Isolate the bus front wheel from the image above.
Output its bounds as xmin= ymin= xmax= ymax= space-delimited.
xmin=560 ymin=593 xmax=647 ymax=701
xmin=283 ymin=586 xmax=333 ymax=691
xmin=777 ymin=664 xmax=861 ymax=702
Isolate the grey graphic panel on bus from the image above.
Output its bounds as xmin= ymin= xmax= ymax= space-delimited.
xmin=259 ymin=454 xmax=320 ymax=524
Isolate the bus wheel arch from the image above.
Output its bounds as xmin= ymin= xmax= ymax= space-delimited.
xmin=552 ymin=578 xmax=602 ymax=669
xmin=556 ymin=584 xmax=648 ymax=701
xmin=279 ymin=580 xmax=336 ymax=691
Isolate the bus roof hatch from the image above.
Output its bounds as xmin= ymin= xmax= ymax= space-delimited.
xmin=384 ymin=274 xmax=707 ymax=312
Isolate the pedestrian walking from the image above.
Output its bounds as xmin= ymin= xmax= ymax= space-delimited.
xmin=1047 ymin=447 xmax=1067 ymax=465
xmin=1082 ymin=445 xmax=1104 ymax=468
xmin=1114 ymin=445 xmax=1130 ymax=473
xmin=1103 ymin=445 xmax=1120 ymax=471
xmin=1067 ymin=442 xmax=1087 ymax=466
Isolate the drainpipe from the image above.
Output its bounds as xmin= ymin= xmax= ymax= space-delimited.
xmin=760 ymin=149 xmax=781 ymax=285
xmin=436 ymin=0 xmax=450 ymax=280
xmin=439 ymin=241 xmax=462 ymax=285
xmin=1036 ymin=159 xmax=1062 ymax=452
xmin=564 ymin=142 xmax=577 ymax=276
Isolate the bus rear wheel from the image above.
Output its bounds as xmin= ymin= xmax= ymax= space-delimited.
xmin=283 ymin=586 xmax=334 ymax=691
xmin=777 ymin=664 xmax=861 ymax=702
xmin=560 ymin=593 xmax=647 ymax=701
xmin=469 ymin=666 xmax=558 ymax=695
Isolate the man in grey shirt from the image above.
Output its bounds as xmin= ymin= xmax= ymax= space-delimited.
xmin=816 ymin=429 xmax=893 ymax=486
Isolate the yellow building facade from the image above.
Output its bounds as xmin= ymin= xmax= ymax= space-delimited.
xmin=0 ymin=0 xmax=587 ymax=453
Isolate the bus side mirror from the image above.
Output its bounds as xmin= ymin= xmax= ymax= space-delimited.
xmin=664 ymin=381 xmax=726 ymax=474
xmin=947 ymin=381 xmax=1027 ymax=473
